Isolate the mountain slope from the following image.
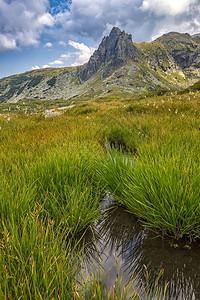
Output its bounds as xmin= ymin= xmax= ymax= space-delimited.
xmin=0 ymin=27 xmax=199 ymax=103
xmin=136 ymin=32 xmax=200 ymax=82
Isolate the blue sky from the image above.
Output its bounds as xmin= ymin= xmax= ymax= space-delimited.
xmin=0 ymin=0 xmax=200 ymax=79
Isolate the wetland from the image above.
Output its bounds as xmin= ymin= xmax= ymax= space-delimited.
xmin=0 ymin=90 xmax=199 ymax=299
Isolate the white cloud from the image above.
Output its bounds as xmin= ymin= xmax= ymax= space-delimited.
xmin=49 ymin=60 xmax=64 ymax=65
xmin=141 ymin=0 xmax=198 ymax=16
xmin=1 ymin=0 xmax=199 ymax=55
xmin=38 ymin=13 xmax=54 ymax=27
xmin=68 ymin=40 xmax=96 ymax=65
xmin=61 ymin=53 xmax=71 ymax=59
xmin=0 ymin=34 xmax=16 ymax=51
xmin=42 ymin=65 xmax=51 ymax=68
xmin=69 ymin=40 xmax=93 ymax=52
xmin=32 ymin=65 xmax=40 ymax=70
xmin=53 ymin=10 xmax=71 ymax=25
xmin=0 ymin=0 xmax=53 ymax=51
xmin=44 ymin=42 xmax=53 ymax=47
xmin=59 ymin=41 xmax=67 ymax=47
xmin=51 ymin=0 xmax=143 ymax=42
xmin=150 ymin=16 xmax=200 ymax=41
xmin=147 ymin=1 xmax=200 ymax=41
xmin=51 ymin=0 xmax=200 ymax=43
xmin=32 ymin=40 xmax=95 ymax=71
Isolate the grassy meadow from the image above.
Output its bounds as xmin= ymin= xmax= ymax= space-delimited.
xmin=0 ymin=88 xmax=199 ymax=298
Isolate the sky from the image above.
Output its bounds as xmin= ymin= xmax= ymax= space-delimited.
xmin=0 ymin=0 xmax=200 ymax=79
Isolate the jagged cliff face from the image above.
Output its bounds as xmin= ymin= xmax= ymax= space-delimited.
xmin=158 ymin=32 xmax=199 ymax=69
xmin=0 ymin=27 xmax=199 ymax=103
xmin=79 ymin=27 xmax=138 ymax=81
xmin=136 ymin=32 xmax=200 ymax=81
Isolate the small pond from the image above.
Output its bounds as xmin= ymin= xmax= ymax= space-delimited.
xmin=80 ymin=191 xmax=200 ymax=299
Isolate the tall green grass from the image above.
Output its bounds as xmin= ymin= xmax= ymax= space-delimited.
xmin=26 ymin=144 xmax=104 ymax=234
xmin=100 ymin=142 xmax=200 ymax=241
xmin=0 ymin=90 xmax=199 ymax=297
xmin=0 ymin=217 xmax=80 ymax=299
xmin=0 ymin=140 xmax=105 ymax=298
xmin=0 ymin=177 xmax=80 ymax=299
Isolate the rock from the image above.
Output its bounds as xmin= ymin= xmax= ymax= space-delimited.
xmin=148 ymin=87 xmax=157 ymax=91
xmin=79 ymin=27 xmax=138 ymax=81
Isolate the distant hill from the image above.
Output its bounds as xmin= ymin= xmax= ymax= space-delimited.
xmin=0 ymin=27 xmax=200 ymax=103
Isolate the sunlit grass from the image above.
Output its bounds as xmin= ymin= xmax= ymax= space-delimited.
xmin=100 ymin=142 xmax=200 ymax=241
xmin=0 ymin=89 xmax=199 ymax=297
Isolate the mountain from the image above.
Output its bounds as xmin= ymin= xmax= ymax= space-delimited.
xmin=0 ymin=27 xmax=200 ymax=103
xmin=79 ymin=27 xmax=138 ymax=81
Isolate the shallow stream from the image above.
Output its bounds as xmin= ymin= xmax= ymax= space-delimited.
xmin=81 ymin=191 xmax=200 ymax=299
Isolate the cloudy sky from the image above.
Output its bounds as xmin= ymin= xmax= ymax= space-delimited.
xmin=0 ymin=0 xmax=200 ymax=78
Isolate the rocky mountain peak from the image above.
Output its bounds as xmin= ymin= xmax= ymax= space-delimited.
xmin=109 ymin=26 xmax=122 ymax=38
xmin=79 ymin=27 xmax=138 ymax=81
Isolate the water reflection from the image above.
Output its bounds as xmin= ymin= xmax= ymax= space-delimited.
xmin=80 ymin=192 xmax=200 ymax=300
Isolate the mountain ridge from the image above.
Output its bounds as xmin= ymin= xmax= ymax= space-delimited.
xmin=0 ymin=27 xmax=199 ymax=103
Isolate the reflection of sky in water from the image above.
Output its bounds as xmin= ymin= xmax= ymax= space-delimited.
xmin=80 ymin=192 xmax=200 ymax=300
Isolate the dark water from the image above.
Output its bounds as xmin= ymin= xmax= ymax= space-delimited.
xmin=80 ymin=192 xmax=200 ymax=299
